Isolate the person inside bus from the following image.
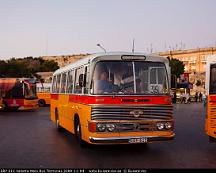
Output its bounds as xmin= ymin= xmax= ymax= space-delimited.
xmin=95 ymin=71 xmax=115 ymax=94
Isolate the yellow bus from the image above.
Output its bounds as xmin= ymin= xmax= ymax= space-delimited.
xmin=36 ymin=83 xmax=51 ymax=107
xmin=0 ymin=78 xmax=38 ymax=111
xmin=51 ymin=52 xmax=175 ymax=146
xmin=205 ymin=55 xmax=216 ymax=142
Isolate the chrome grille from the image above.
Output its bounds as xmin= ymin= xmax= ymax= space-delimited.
xmin=91 ymin=105 xmax=173 ymax=121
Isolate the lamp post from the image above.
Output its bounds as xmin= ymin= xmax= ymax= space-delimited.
xmin=97 ymin=44 xmax=106 ymax=53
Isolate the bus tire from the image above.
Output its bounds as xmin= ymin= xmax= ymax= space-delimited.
xmin=74 ymin=116 xmax=87 ymax=148
xmin=38 ymin=99 xmax=46 ymax=107
xmin=209 ymin=136 xmax=216 ymax=143
xmin=55 ymin=109 xmax=62 ymax=132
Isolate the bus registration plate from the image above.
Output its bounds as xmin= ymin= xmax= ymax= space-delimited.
xmin=128 ymin=138 xmax=148 ymax=144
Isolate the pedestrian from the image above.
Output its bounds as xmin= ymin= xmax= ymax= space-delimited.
xmin=202 ymin=92 xmax=207 ymax=107
xmin=173 ymin=92 xmax=177 ymax=104
xmin=186 ymin=93 xmax=190 ymax=104
xmin=195 ymin=92 xmax=198 ymax=102
xmin=199 ymin=92 xmax=203 ymax=102
xmin=181 ymin=93 xmax=186 ymax=104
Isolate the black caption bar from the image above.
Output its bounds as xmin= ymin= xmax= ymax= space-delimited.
xmin=0 ymin=169 xmax=214 ymax=173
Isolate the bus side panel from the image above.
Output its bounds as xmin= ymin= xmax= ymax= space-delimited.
xmin=50 ymin=94 xmax=59 ymax=123
xmin=37 ymin=93 xmax=51 ymax=105
xmin=207 ymin=95 xmax=216 ymax=138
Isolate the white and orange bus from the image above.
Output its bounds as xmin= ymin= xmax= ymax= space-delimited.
xmin=205 ymin=55 xmax=216 ymax=142
xmin=36 ymin=83 xmax=51 ymax=107
xmin=0 ymin=78 xmax=38 ymax=111
xmin=51 ymin=52 xmax=175 ymax=146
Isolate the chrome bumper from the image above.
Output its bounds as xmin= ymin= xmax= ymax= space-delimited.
xmin=89 ymin=134 xmax=175 ymax=144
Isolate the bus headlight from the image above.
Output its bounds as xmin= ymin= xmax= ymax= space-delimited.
xmin=165 ymin=122 xmax=172 ymax=129
xmin=97 ymin=123 xmax=106 ymax=132
xmin=156 ymin=122 xmax=164 ymax=130
xmin=106 ymin=124 xmax=116 ymax=132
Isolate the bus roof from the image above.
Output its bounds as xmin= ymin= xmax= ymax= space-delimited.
xmin=53 ymin=52 xmax=169 ymax=75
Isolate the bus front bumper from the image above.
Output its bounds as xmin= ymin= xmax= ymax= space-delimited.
xmin=89 ymin=134 xmax=175 ymax=144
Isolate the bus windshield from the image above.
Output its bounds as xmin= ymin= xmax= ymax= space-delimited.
xmin=92 ymin=61 xmax=169 ymax=95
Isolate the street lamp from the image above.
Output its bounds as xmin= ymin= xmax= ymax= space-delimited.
xmin=97 ymin=44 xmax=106 ymax=53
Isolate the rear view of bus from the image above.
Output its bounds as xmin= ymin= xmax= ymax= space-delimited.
xmin=205 ymin=55 xmax=216 ymax=142
xmin=50 ymin=52 xmax=175 ymax=146
xmin=36 ymin=83 xmax=51 ymax=107
xmin=0 ymin=78 xmax=38 ymax=111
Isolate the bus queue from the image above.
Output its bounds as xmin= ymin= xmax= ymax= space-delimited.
xmin=1 ymin=52 xmax=216 ymax=146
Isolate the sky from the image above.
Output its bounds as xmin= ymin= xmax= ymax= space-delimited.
xmin=0 ymin=0 xmax=216 ymax=59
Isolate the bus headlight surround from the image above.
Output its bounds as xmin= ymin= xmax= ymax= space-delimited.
xmin=97 ymin=123 xmax=106 ymax=132
xmin=165 ymin=122 xmax=172 ymax=129
xmin=156 ymin=122 xmax=164 ymax=130
xmin=106 ymin=124 xmax=116 ymax=132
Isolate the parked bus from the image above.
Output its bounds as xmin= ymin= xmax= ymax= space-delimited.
xmin=51 ymin=52 xmax=175 ymax=146
xmin=205 ymin=55 xmax=216 ymax=142
xmin=36 ymin=83 xmax=51 ymax=107
xmin=0 ymin=78 xmax=38 ymax=110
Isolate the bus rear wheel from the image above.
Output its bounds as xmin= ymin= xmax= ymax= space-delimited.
xmin=38 ymin=99 xmax=46 ymax=107
xmin=74 ymin=118 xmax=87 ymax=147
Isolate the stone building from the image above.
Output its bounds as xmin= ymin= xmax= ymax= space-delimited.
xmin=159 ymin=47 xmax=216 ymax=93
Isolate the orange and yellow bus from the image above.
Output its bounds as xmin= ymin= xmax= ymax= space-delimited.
xmin=36 ymin=83 xmax=51 ymax=107
xmin=205 ymin=55 xmax=216 ymax=142
xmin=0 ymin=78 xmax=38 ymax=111
xmin=50 ymin=52 xmax=175 ymax=146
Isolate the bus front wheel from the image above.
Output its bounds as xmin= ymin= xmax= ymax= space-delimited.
xmin=74 ymin=117 xmax=87 ymax=147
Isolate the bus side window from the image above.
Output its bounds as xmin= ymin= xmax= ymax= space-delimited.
xmin=56 ymin=74 xmax=61 ymax=93
xmin=52 ymin=76 xmax=57 ymax=93
xmin=60 ymin=73 xmax=67 ymax=93
xmin=74 ymin=67 xmax=84 ymax=94
xmin=84 ymin=66 xmax=88 ymax=94
xmin=67 ymin=70 xmax=74 ymax=93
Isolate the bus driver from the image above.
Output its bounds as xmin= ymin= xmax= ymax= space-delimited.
xmin=95 ymin=71 xmax=114 ymax=94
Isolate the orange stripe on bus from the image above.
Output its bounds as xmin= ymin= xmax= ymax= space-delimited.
xmin=51 ymin=94 xmax=59 ymax=100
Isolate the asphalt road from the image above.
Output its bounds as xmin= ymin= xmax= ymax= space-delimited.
xmin=0 ymin=103 xmax=216 ymax=168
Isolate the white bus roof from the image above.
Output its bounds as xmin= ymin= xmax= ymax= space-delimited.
xmin=53 ymin=52 xmax=169 ymax=76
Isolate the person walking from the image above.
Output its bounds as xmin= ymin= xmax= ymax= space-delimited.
xmin=202 ymin=92 xmax=207 ymax=107
xmin=199 ymin=92 xmax=203 ymax=102
xmin=195 ymin=92 xmax=198 ymax=102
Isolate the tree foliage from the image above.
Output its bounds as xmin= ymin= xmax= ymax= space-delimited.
xmin=195 ymin=80 xmax=202 ymax=86
xmin=0 ymin=57 xmax=59 ymax=78
xmin=169 ymin=58 xmax=185 ymax=78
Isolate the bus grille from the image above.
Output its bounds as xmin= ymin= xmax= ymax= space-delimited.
xmin=91 ymin=105 xmax=173 ymax=121
xmin=210 ymin=104 xmax=216 ymax=128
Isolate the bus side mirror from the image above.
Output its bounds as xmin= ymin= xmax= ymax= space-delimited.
xmin=79 ymin=74 xmax=86 ymax=87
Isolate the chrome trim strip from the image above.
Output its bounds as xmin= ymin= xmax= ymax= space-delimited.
xmin=89 ymin=134 xmax=175 ymax=144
